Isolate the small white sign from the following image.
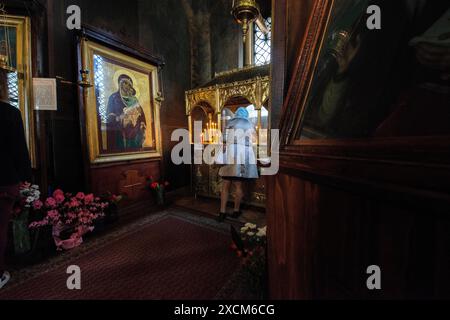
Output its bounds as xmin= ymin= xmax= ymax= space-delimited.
xmin=33 ymin=78 xmax=57 ymax=111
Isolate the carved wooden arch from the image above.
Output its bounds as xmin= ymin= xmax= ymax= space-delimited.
xmin=185 ymin=88 xmax=218 ymax=115
xmin=190 ymin=102 xmax=215 ymax=116
xmin=259 ymin=78 xmax=271 ymax=110
xmin=220 ymin=94 xmax=256 ymax=111
xmin=218 ymin=82 xmax=258 ymax=112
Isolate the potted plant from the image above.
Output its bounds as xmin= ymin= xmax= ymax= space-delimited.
xmin=100 ymin=192 xmax=124 ymax=225
xmin=11 ymin=183 xmax=40 ymax=255
xmin=146 ymin=177 xmax=169 ymax=206
xmin=231 ymin=223 xmax=268 ymax=299
xmin=29 ymin=190 xmax=109 ymax=251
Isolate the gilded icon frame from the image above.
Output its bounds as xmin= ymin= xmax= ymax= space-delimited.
xmin=1 ymin=15 xmax=36 ymax=167
xmin=79 ymin=38 xmax=163 ymax=164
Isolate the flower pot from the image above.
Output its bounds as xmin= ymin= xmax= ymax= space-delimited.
xmin=12 ymin=208 xmax=32 ymax=255
xmin=52 ymin=224 xmax=88 ymax=251
xmin=156 ymin=190 xmax=165 ymax=206
xmin=104 ymin=204 xmax=119 ymax=224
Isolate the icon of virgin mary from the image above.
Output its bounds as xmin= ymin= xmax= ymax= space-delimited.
xmin=106 ymin=73 xmax=147 ymax=151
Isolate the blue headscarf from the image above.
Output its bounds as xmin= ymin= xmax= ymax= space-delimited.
xmin=235 ymin=107 xmax=249 ymax=119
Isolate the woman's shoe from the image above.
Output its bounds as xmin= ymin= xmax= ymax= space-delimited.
xmin=217 ymin=212 xmax=227 ymax=222
xmin=231 ymin=211 xmax=242 ymax=219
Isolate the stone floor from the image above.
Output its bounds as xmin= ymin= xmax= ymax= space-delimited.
xmin=173 ymin=195 xmax=266 ymax=227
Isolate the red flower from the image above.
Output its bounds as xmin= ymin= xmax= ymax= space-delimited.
xmin=33 ymin=200 xmax=43 ymax=210
xmin=53 ymin=189 xmax=64 ymax=198
xmin=69 ymin=198 xmax=81 ymax=208
xmin=76 ymin=192 xmax=85 ymax=200
xmin=45 ymin=197 xmax=57 ymax=208
xmin=84 ymin=194 xmax=94 ymax=204
xmin=151 ymin=182 xmax=159 ymax=190
xmin=53 ymin=189 xmax=65 ymax=204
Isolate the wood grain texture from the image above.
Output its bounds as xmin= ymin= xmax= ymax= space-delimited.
xmin=90 ymin=160 xmax=161 ymax=206
xmin=268 ymin=170 xmax=450 ymax=299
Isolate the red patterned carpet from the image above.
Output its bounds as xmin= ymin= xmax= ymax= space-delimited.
xmin=0 ymin=213 xmax=239 ymax=300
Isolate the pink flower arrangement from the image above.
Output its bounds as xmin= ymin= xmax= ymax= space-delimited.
xmin=29 ymin=189 xmax=109 ymax=251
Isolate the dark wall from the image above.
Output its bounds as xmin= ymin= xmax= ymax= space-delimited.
xmin=40 ymin=0 xmax=192 ymax=192
xmin=183 ymin=0 xmax=242 ymax=86
xmin=209 ymin=0 xmax=241 ymax=77
xmin=32 ymin=0 xmax=242 ymax=193
xmin=138 ymin=0 xmax=192 ymax=189
xmin=43 ymin=0 xmax=91 ymax=192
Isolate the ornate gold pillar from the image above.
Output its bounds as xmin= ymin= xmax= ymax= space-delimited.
xmin=244 ymin=22 xmax=255 ymax=66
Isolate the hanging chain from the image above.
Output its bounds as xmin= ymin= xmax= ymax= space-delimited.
xmin=0 ymin=4 xmax=12 ymax=69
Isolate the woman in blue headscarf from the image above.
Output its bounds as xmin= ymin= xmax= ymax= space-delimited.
xmin=218 ymin=107 xmax=259 ymax=222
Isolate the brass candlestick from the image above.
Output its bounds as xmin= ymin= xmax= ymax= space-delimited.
xmin=0 ymin=5 xmax=15 ymax=73
xmin=231 ymin=0 xmax=260 ymax=43
xmin=0 ymin=54 xmax=15 ymax=73
xmin=155 ymin=91 xmax=165 ymax=103
xmin=78 ymin=69 xmax=92 ymax=88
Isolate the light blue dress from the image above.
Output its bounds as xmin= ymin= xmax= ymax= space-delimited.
xmin=218 ymin=117 xmax=259 ymax=180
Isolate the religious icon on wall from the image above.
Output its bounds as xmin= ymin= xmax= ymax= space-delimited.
xmin=0 ymin=15 xmax=36 ymax=166
xmin=294 ymin=0 xmax=450 ymax=140
xmin=80 ymin=38 xmax=162 ymax=164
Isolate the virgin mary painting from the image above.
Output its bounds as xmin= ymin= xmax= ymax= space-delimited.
xmin=106 ymin=73 xmax=147 ymax=151
xmin=84 ymin=39 xmax=161 ymax=164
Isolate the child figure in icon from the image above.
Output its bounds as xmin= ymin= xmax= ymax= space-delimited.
xmin=106 ymin=73 xmax=147 ymax=151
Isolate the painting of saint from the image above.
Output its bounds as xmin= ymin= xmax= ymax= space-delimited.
xmin=92 ymin=52 xmax=157 ymax=158
xmin=106 ymin=74 xmax=147 ymax=151
xmin=80 ymin=37 xmax=162 ymax=164
xmin=298 ymin=0 xmax=450 ymax=140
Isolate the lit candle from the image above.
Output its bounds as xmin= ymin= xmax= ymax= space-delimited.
xmin=209 ymin=122 xmax=212 ymax=142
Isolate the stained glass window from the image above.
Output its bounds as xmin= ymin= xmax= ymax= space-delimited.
xmin=254 ymin=17 xmax=271 ymax=66
xmin=7 ymin=71 xmax=19 ymax=108
xmin=93 ymin=54 xmax=107 ymax=123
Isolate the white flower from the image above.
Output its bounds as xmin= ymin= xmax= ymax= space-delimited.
xmin=240 ymin=227 xmax=249 ymax=233
xmin=256 ymin=226 xmax=267 ymax=237
xmin=247 ymin=232 xmax=255 ymax=237
xmin=26 ymin=196 xmax=35 ymax=203
xmin=245 ymin=223 xmax=257 ymax=230
xmin=31 ymin=185 xmax=39 ymax=190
